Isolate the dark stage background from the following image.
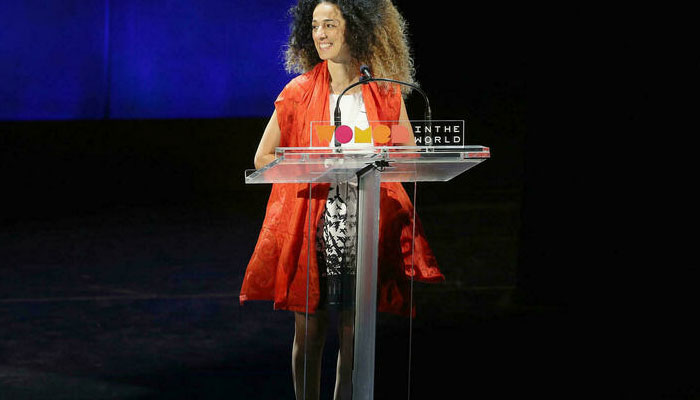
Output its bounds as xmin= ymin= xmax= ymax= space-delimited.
xmin=0 ymin=1 xmax=576 ymax=399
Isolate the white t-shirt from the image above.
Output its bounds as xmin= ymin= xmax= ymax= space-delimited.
xmin=328 ymin=92 xmax=372 ymax=149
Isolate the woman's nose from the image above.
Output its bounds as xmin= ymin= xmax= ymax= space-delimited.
xmin=315 ymin=27 xmax=326 ymax=39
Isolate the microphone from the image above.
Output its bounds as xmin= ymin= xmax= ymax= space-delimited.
xmin=360 ymin=64 xmax=372 ymax=82
xmin=333 ymin=65 xmax=432 ymax=147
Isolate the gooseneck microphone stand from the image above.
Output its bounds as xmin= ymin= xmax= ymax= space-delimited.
xmin=333 ymin=66 xmax=432 ymax=147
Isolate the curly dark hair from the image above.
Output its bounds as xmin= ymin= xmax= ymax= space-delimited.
xmin=284 ymin=0 xmax=416 ymax=94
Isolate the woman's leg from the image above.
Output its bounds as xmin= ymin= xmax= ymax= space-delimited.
xmin=333 ymin=309 xmax=355 ymax=400
xmin=293 ymin=310 xmax=329 ymax=400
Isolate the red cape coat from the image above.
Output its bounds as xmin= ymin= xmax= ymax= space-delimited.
xmin=239 ymin=61 xmax=444 ymax=316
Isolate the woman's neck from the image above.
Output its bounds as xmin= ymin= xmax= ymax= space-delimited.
xmin=327 ymin=60 xmax=359 ymax=95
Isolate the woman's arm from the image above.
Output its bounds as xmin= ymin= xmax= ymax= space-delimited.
xmin=396 ymin=97 xmax=417 ymax=146
xmin=254 ymin=110 xmax=282 ymax=169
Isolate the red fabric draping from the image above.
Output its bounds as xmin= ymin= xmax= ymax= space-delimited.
xmin=239 ymin=61 xmax=443 ymax=316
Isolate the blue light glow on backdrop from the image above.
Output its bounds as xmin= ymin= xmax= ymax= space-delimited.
xmin=0 ymin=0 xmax=295 ymax=120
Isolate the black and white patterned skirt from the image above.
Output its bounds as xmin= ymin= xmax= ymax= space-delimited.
xmin=316 ymin=181 xmax=358 ymax=309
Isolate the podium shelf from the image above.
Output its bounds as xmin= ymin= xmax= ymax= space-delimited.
xmin=244 ymin=145 xmax=490 ymax=184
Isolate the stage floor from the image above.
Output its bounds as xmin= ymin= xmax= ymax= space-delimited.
xmin=1 ymin=198 xmax=564 ymax=399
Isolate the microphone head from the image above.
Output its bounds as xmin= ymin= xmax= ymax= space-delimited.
xmin=360 ymin=64 xmax=371 ymax=77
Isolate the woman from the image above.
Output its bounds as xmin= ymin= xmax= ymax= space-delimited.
xmin=239 ymin=1 xmax=444 ymax=399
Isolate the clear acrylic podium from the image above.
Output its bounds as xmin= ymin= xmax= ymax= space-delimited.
xmin=245 ymin=145 xmax=489 ymax=399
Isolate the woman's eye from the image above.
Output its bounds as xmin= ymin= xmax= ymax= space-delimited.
xmin=311 ymin=23 xmax=336 ymax=31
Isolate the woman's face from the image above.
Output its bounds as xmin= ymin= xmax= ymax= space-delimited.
xmin=311 ymin=2 xmax=351 ymax=63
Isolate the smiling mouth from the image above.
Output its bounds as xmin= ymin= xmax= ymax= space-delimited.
xmin=319 ymin=43 xmax=332 ymax=49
